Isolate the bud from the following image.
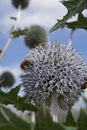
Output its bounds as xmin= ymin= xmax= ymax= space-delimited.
xmin=0 ymin=71 xmax=15 ymax=88
xmin=11 ymin=0 xmax=30 ymax=9
xmin=24 ymin=25 xmax=48 ymax=49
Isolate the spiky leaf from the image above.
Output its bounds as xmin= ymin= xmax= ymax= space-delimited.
xmin=12 ymin=29 xmax=27 ymax=38
xmin=64 ymin=111 xmax=76 ymax=127
xmin=77 ymin=110 xmax=87 ymax=130
xmin=50 ymin=0 xmax=87 ymax=32
xmin=0 ymin=104 xmax=32 ymax=130
xmin=66 ymin=13 xmax=87 ymax=30
xmin=0 ymin=85 xmax=37 ymax=112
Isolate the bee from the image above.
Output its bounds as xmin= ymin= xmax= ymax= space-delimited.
xmin=35 ymin=42 xmax=47 ymax=48
xmin=81 ymin=80 xmax=87 ymax=89
xmin=20 ymin=59 xmax=33 ymax=70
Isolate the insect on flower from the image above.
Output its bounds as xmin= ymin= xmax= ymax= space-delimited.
xmin=35 ymin=42 xmax=48 ymax=48
xmin=20 ymin=59 xmax=33 ymax=70
xmin=81 ymin=79 xmax=87 ymax=89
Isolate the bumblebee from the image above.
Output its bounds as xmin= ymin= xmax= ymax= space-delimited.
xmin=35 ymin=42 xmax=47 ymax=48
xmin=81 ymin=80 xmax=87 ymax=89
xmin=20 ymin=59 xmax=33 ymax=70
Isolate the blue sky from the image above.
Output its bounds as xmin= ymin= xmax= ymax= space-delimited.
xmin=0 ymin=0 xmax=87 ymax=76
xmin=0 ymin=0 xmax=87 ymax=110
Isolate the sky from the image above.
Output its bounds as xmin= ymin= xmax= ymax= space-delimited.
xmin=0 ymin=0 xmax=87 ymax=109
xmin=0 ymin=0 xmax=87 ymax=72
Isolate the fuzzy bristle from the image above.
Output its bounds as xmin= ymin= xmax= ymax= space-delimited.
xmin=20 ymin=43 xmax=87 ymax=110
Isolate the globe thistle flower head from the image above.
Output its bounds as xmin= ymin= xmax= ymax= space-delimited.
xmin=11 ymin=0 xmax=30 ymax=10
xmin=0 ymin=71 xmax=15 ymax=88
xmin=21 ymin=43 xmax=87 ymax=110
xmin=24 ymin=25 xmax=48 ymax=49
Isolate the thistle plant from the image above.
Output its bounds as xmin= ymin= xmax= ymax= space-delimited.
xmin=0 ymin=0 xmax=87 ymax=129
xmin=24 ymin=25 xmax=48 ymax=49
xmin=12 ymin=0 xmax=30 ymax=9
xmin=0 ymin=71 xmax=15 ymax=88
xmin=20 ymin=42 xmax=87 ymax=121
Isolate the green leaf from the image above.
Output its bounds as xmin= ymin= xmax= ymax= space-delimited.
xmin=66 ymin=13 xmax=87 ymax=30
xmin=0 ymin=85 xmax=37 ymax=112
xmin=10 ymin=17 xmax=17 ymax=20
xmin=50 ymin=0 xmax=87 ymax=32
xmin=64 ymin=111 xmax=76 ymax=127
xmin=65 ymin=127 xmax=77 ymax=130
xmin=77 ymin=110 xmax=87 ymax=130
xmin=35 ymin=105 xmax=72 ymax=130
xmin=12 ymin=29 xmax=27 ymax=38
xmin=35 ymin=105 xmax=52 ymax=125
xmin=0 ymin=126 xmax=19 ymax=130
xmin=0 ymin=110 xmax=8 ymax=128
xmin=0 ymin=104 xmax=32 ymax=130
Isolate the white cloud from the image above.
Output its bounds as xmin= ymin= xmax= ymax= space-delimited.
xmin=19 ymin=0 xmax=67 ymax=29
xmin=82 ymin=9 xmax=87 ymax=17
xmin=0 ymin=0 xmax=67 ymax=32
xmin=1 ymin=0 xmax=86 ymax=32
xmin=0 ymin=65 xmax=21 ymax=77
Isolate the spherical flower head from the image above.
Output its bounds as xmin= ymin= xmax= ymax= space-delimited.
xmin=0 ymin=71 xmax=15 ymax=88
xmin=24 ymin=25 xmax=48 ymax=49
xmin=11 ymin=0 xmax=30 ymax=10
xmin=20 ymin=43 xmax=87 ymax=110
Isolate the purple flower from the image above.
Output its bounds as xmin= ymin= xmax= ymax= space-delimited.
xmin=21 ymin=43 xmax=87 ymax=110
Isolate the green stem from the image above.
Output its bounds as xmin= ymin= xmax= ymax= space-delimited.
xmin=0 ymin=5 xmax=21 ymax=61
xmin=67 ymin=29 xmax=75 ymax=47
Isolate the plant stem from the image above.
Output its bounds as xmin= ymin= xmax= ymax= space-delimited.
xmin=50 ymin=90 xmax=59 ymax=122
xmin=0 ymin=5 xmax=21 ymax=61
xmin=67 ymin=29 xmax=75 ymax=47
